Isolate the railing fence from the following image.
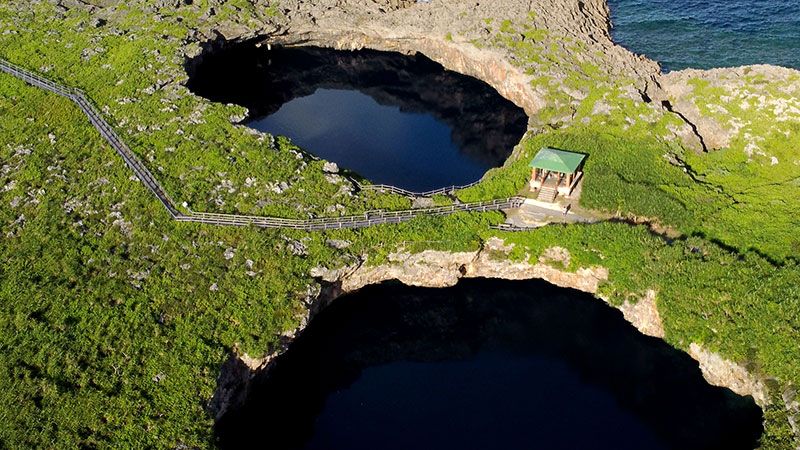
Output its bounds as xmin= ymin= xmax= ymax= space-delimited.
xmin=0 ymin=58 xmax=522 ymax=231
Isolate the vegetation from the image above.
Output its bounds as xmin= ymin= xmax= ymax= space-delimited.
xmin=463 ymin=19 xmax=800 ymax=262
xmin=0 ymin=1 xmax=797 ymax=449
xmin=463 ymin=19 xmax=800 ymax=447
xmin=492 ymin=223 xmax=800 ymax=449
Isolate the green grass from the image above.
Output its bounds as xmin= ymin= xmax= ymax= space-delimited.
xmin=0 ymin=76 xmax=306 ymax=447
xmin=489 ymin=222 xmax=800 ymax=449
xmin=677 ymin=73 xmax=800 ymax=260
xmin=0 ymin=2 xmax=798 ymax=449
xmin=469 ymin=18 xmax=800 ymax=262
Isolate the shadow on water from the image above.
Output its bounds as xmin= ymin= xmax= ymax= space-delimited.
xmin=187 ymin=44 xmax=529 ymax=191
xmin=215 ymin=278 xmax=763 ymax=450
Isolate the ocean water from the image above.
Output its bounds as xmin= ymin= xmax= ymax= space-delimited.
xmin=609 ymin=0 xmax=800 ymax=71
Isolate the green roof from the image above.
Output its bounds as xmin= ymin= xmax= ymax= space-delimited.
xmin=529 ymin=147 xmax=586 ymax=174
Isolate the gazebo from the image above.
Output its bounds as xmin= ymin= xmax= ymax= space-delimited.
xmin=529 ymin=147 xmax=586 ymax=201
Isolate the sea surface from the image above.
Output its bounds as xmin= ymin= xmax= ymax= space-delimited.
xmin=609 ymin=0 xmax=800 ymax=71
xmin=215 ymin=279 xmax=763 ymax=450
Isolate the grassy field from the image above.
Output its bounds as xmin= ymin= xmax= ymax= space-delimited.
xmin=0 ymin=1 xmax=798 ymax=448
xmin=462 ymin=20 xmax=800 ymax=263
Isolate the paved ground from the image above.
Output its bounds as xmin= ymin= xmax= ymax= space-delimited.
xmin=501 ymin=181 xmax=604 ymax=229
xmin=503 ymin=200 xmax=597 ymax=228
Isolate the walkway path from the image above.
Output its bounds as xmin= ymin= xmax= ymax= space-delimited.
xmin=0 ymin=58 xmax=524 ymax=231
xmin=503 ymin=198 xmax=599 ymax=227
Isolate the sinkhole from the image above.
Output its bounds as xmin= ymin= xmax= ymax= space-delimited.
xmin=187 ymin=43 xmax=529 ymax=192
xmin=215 ymin=278 xmax=763 ymax=450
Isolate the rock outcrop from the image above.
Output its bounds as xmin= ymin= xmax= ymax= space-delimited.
xmin=303 ymin=237 xmax=773 ymax=413
xmin=209 ymin=351 xmax=273 ymax=420
xmin=661 ymin=65 xmax=800 ymax=151
xmin=312 ymin=237 xmax=609 ymax=295
xmin=689 ymin=343 xmax=769 ymax=406
xmin=180 ymin=0 xmax=663 ymax=125
xmin=616 ymin=289 xmax=665 ymax=338
xmin=784 ymin=385 xmax=800 ymax=443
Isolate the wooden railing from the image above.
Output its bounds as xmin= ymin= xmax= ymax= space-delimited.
xmin=179 ymin=197 xmax=523 ymax=230
xmin=0 ymin=58 xmax=521 ymax=230
xmin=355 ymin=179 xmax=482 ymax=198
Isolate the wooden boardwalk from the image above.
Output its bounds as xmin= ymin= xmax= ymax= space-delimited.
xmin=0 ymin=58 xmax=524 ymax=231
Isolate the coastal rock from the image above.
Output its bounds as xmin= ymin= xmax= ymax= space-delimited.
xmin=783 ymin=385 xmax=800 ymax=442
xmin=688 ymin=343 xmax=769 ymax=406
xmin=307 ymin=240 xmax=775 ymax=413
xmin=339 ymin=249 xmax=475 ymax=291
xmin=411 ymin=197 xmax=435 ymax=208
xmin=661 ymin=65 xmax=800 ymax=151
xmin=615 ymin=289 xmax=664 ymax=338
xmin=325 ymin=239 xmax=351 ymax=249
xmin=327 ymin=239 xmax=663 ymax=336
xmin=204 ymin=0 xmax=662 ymax=124
xmin=323 ymin=236 xmax=608 ymax=301
xmin=538 ymin=246 xmax=571 ymax=268
xmin=322 ymin=161 xmax=339 ymax=173
xmin=209 ymin=351 xmax=273 ymax=420
xmin=373 ymin=0 xmax=415 ymax=10
xmin=660 ymin=75 xmax=734 ymax=150
xmin=184 ymin=0 xmax=727 ymax=151
xmin=466 ymin=242 xmax=608 ymax=294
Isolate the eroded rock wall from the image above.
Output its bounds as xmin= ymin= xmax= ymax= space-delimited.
xmin=312 ymin=239 xmax=770 ymax=407
xmin=689 ymin=343 xmax=769 ymax=406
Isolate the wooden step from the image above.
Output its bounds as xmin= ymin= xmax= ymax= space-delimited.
xmin=537 ymin=186 xmax=558 ymax=203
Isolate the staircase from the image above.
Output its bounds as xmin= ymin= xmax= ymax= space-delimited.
xmin=536 ymin=185 xmax=558 ymax=203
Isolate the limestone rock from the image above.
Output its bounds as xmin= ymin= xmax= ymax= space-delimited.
xmin=322 ymin=161 xmax=339 ymax=173
xmin=661 ymin=65 xmax=800 ymax=151
xmin=411 ymin=196 xmax=435 ymax=208
xmin=333 ymin=237 xmax=608 ymax=296
xmin=688 ymin=343 xmax=769 ymax=406
xmin=616 ymin=290 xmax=664 ymax=338
xmin=325 ymin=238 xmax=351 ymax=249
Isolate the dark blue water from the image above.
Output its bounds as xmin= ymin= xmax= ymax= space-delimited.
xmin=609 ymin=0 xmax=800 ymax=71
xmin=250 ymin=89 xmax=489 ymax=191
xmin=216 ymin=279 xmax=763 ymax=450
xmin=188 ymin=45 xmax=528 ymax=192
xmin=304 ymin=355 xmax=667 ymax=450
